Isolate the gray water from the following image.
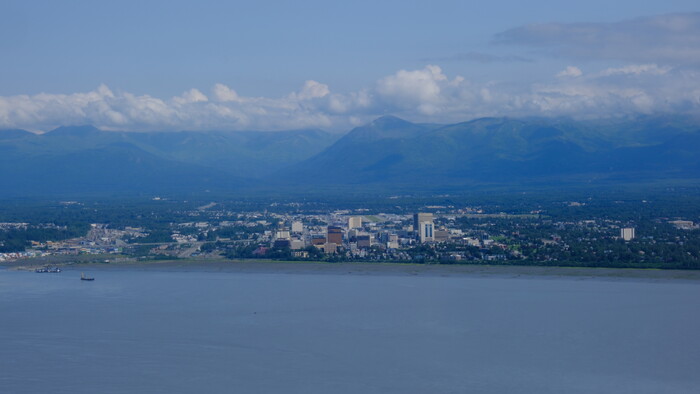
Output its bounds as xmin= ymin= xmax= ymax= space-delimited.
xmin=1 ymin=268 xmax=699 ymax=394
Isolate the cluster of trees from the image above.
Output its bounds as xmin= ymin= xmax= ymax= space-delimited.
xmin=220 ymin=244 xmax=323 ymax=260
xmin=0 ymin=224 xmax=89 ymax=253
xmin=450 ymin=213 xmax=700 ymax=269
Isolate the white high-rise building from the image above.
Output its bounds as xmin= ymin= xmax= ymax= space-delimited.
xmin=348 ymin=216 xmax=363 ymax=229
xmin=291 ymin=221 xmax=303 ymax=233
xmin=419 ymin=221 xmax=434 ymax=243
xmin=621 ymin=227 xmax=635 ymax=241
xmin=414 ymin=212 xmax=434 ymax=243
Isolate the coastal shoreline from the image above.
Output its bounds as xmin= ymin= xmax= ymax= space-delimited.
xmin=4 ymin=257 xmax=700 ymax=282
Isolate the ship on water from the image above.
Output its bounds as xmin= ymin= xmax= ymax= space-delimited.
xmin=80 ymin=272 xmax=94 ymax=281
xmin=35 ymin=266 xmax=61 ymax=273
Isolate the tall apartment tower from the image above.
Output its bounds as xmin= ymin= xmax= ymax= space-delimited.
xmin=419 ymin=221 xmax=434 ymax=243
xmin=414 ymin=213 xmax=434 ymax=243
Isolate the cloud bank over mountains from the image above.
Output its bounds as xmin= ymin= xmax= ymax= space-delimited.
xmin=1 ymin=12 xmax=699 ymax=132
xmin=1 ymin=64 xmax=695 ymax=132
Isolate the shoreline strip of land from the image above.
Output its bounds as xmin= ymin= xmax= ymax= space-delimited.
xmin=4 ymin=257 xmax=700 ymax=282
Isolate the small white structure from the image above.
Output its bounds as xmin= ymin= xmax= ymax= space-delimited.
xmin=291 ymin=221 xmax=304 ymax=233
xmin=669 ymin=220 xmax=696 ymax=230
xmin=621 ymin=227 xmax=635 ymax=241
xmin=275 ymin=230 xmax=290 ymax=240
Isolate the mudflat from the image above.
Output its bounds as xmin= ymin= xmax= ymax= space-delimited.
xmin=6 ymin=256 xmax=700 ymax=282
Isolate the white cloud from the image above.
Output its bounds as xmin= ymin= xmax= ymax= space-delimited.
xmin=599 ymin=64 xmax=670 ymax=77
xmin=173 ymin=88 xmax=208 ymax=105
xmin=212 ymin=83 xmax=241 ymax=102
xmin=375 ymin=65 xmax=469 ymax=115
xmin=376 ymin=65 xmax=446 ymax=105
xmin=0 ymin=63 xmax=698 ymax=132
xmin=326 ymin=90 xmax=371 ymax=114
xmin=296 ymin=80 xmax=330 ymax=100
xmin=557 ymin=66 xmax=583 ymax=78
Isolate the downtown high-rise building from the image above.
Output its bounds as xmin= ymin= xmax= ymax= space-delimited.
xmin=414 ymin=213 xmax=434 ymax=243
xmin=327 ymin=226 xmax=343 ymax=245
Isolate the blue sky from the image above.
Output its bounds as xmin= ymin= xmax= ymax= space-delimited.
xmin=1 ymin=0 xmax=699 ymax=131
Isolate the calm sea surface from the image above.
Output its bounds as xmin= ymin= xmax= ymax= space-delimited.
xmin=1 ymin=267 xmax=699 ymax=393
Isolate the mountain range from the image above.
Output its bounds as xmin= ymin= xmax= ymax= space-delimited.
xmin=0 ymin=126 xmax=338 ymax=196
xmin=1 ymin=116 xmax=699 ymax=197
